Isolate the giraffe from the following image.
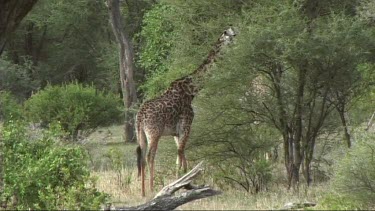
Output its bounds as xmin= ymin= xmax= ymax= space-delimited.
xmin=136 ymin=27 xmax=236 ymax=196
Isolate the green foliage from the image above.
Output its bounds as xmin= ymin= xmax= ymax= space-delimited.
xmin=191 ymin=94 xmax=278 ymax=193
xmin=6 ymin=0 xmax=118 ymax=94
xmin=137 ymin=0 xmax=244 ymax=98
xmin=104 ymin=147 xmax=134 ymax=188
xmin=358 ymin=0 xmax=375 ymax=23
xmin=350 ymin=63 xmax=375 ymax=126
xmin=24 ymin=83 xmax=122 ymax=139
xmin=1 ymin=120 xmax=108 ymax=210
xmin=137 ymin=4 xmax=175 ymax=72
xmin=0 ymin=56 xmax=38 ymax=99
xmin=0 ymin=91 xmax=23 ymax=121
xmin=331 ymin=130 xmax=375 ymax=206
xmin=319 ymin=192 xmax=365 ymax=210
xmin=105 ymin=147 xmax=125 ymax=172
xmin=136 ymin=3 xmax=177 ymax=97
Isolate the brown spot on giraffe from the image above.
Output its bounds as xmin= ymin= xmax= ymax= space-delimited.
xmin=136 ymin=27 xmax=236 ymax=196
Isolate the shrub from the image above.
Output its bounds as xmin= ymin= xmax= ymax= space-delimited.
xmin=332 ymin=130 xmax=375 ymax=207
xmin=190 ymin=119 xmax=276 ymax=193
xmin=318 ymin=193 xmax=365 ymax=210
xmin=0 ymin=120 xmax=108 ymax=210
xmin=0 ymin=91 xmax=23 ymax=121
xmin=24 ymin=83 xmax=122 ymax=139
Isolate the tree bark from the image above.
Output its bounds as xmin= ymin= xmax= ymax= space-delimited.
xmin=338 ymin=109 xmax=352 ymax=148
xmin=107 ymin=0 xmax=137 ymax=143
xmin=0 ymin=0 xmax=38 ymax=56
xmin=110 ymin=162 xmax=221 ymax=210
xmin=290 ymin=67 xmax=307 ymax=188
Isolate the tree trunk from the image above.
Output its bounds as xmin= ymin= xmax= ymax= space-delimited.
xmin=0 ymin=0 xmax=38 ymax=56
xmin=303 ymin=151 xmax=313 ymax=186
xmin=339 ymin=110 xmax=352 ymax=148
xmin=107 ymin=0 xmax=137 ymax=143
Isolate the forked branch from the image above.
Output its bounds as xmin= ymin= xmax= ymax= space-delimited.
xmin=114 ymin=162 xmax=221 ymax=210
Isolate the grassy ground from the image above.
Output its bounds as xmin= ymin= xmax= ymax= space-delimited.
xmin=84 ymin=124 xmax=331 ymax=210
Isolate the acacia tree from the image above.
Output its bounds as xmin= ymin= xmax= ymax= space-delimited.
xmin=170 ymin=0 xmax=373 ymax=190
xmin=238 ymin=2 xmax=373 ymax=188
xmin=107 ymin=0 xmax=138 ymax=142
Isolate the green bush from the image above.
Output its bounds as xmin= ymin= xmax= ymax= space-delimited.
xmin=1 ymin=120 xmax=108 ymax=210
xmin=190 ymin=110 xmax=276 ymax=193
xmin=332 ymin=130 xmax=375 ymax=207
xmin=0 ymin=91 xmax=23 ymax=121
xmin=24 ymin=83 xmax=122 ymax=139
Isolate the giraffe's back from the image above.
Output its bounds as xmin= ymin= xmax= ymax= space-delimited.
xmin=136 ymin=97 xmax=189 ymax=137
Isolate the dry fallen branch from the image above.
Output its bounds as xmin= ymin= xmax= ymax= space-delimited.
xmin=282 ymin=201 xmax=317 ymax=210
xmin=113 ymin=161 xmax=222 ymax=210
xmin=365 ymin=111 xmax=375 ymax=131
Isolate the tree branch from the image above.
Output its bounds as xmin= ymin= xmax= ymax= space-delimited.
xmin=113 ymin=162 xmax=221 ymax=210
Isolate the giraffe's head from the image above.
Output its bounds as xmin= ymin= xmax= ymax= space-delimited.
xmin=219 ymin=27 xmax=236 ymax=45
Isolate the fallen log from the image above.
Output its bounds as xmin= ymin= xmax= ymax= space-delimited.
xmin=111 ymin=161 xmax=221 ymax=210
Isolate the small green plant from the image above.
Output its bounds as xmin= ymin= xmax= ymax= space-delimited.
xmin=24 ymin=82 xmax=122 ymax=140
xmin=105 ymin=147 xmax=130 ymax=187
xmin=1 ymin=120 xmax=109 ymax=210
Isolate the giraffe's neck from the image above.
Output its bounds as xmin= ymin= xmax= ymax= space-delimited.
xmin=190 ymin=36 xmax=227 ymax=78
xmin=157 ymin=29 xmax=234 ymax=99
xmin=158 ymin=77 xmax=195 ymax=102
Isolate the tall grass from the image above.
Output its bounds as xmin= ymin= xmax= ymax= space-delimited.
xmin=85 ymin=125 xmax=328 ymax=210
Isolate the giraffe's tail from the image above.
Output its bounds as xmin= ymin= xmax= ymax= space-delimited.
xmin=136 ymin=145 xmax=142 ymax=178
xmin=136 ymin=118 xmax=146 ymax=178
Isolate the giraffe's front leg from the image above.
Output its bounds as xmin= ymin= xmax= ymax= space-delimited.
xmin=174 ymin=112 xmax=193 ymax=177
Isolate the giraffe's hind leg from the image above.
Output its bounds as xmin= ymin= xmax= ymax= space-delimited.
xmin=146 ymin=133 xmax=160 ymax=192
xmin=174 ymin=136 xmax=184 ymax=177
xmin=136 ymin=145 xmax=147 ymax=196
